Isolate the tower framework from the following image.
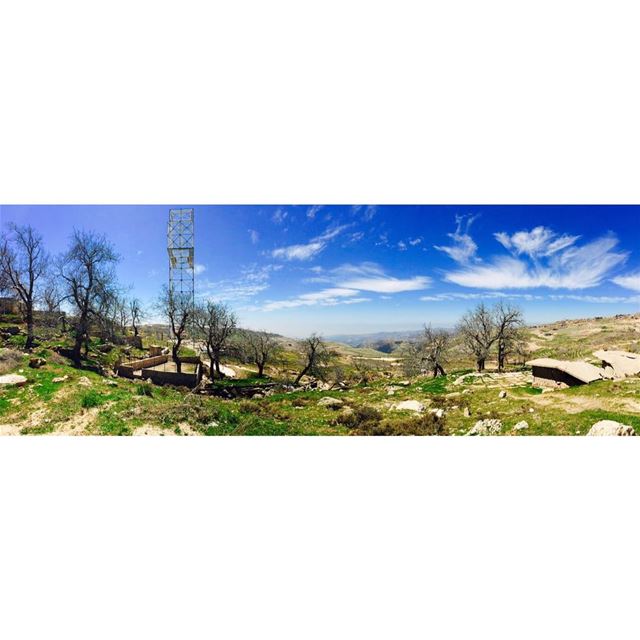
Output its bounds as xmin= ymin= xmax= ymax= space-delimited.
xmin=167 ymin=208 xmax=195 ymax=314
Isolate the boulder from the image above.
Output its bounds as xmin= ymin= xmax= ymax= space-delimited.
xmin=587 ymin=420 xmax=636 ymax=436
xmin=467 ymin=419 xmax=503 ymax=436
xmin=429 ymin=408 xmax=445 ymax=419
xmin=29 ymin=357 xmax=47 ymax=369
xmin=0 ymin=374 xmax=27 ymax=387
xmin=513 ymin=420 xmax=529 ymax=431
xmin=393 ymin=400 xmax=425 ymax=413
xmin=463 ymin=407 xmax=471 ymax=418
xmin=77 ymin=376 xmax=92 ymax=388
xmin=318 ymin=397 xmax=344 ymax=409
xmin=52 ymin=375 xmax=69 ymax=383
xmin=498 ymin=390 xmax=507 ymax=399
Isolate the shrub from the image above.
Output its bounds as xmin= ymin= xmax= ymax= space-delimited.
xmin=338 ymin=405 xmax=448 ymax=436
xmin=81 ymin=390 xmax=105 ymax=409
xmin=376 ymin=413 xmax=449 ymax=436
xmin=136 ymin=384 xmax=154 ymax=397
xmin=336 ymin=405 xmax=382 ymax=433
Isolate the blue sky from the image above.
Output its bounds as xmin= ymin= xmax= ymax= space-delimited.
xmin=1 ymin=205 xmax=639 ymax=337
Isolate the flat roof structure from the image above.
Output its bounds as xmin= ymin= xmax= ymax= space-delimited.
xmin=593 ymin=350 xmax=640 ymax=379
xmin=527 ymin=358 xmax=607 ymax=385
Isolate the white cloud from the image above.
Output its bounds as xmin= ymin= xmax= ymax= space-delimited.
xmin=199 ymin=264 xmax=279 ymax=302
xmin=194 ymin=263 xmax=206 ymax=275
xmin=341 ymin=275 xmax=431 ymax=294
xmin=272 ymin=241 xmax=325 ymax=261
xmin=272 ymin=208 xmax=288 ymax=224
xmin=271 ymin=224 xmax=351 ymax=261
xmin=421 ymin=291 xmax=543 ymax=302
xmin=494 ymin=226 xmax=579 ymax=258
xmin=331 ymin=262 xmax=431 ymax=293
xmin=397 ymin=241 xmax=407 ymax=251
xmin=409 ymin=238 xmax=422 ymax=246
xmin=256 ymin=288 xmax=370 ymax=312
xmin=306 ymin=205 xmax=323 ymax=219
xmin=613 ymin=272 xmax=640 ymax=292
xmin=434 ymin=214 xmax=480 ymax=264
xmin=249 ymin=229 xmax=259 ymax=245
xmin=442 ymin=229 xmax=628 ymax=290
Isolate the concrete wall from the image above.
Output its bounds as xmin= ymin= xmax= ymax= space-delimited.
xmin=532 ymin=366 xmax=585 ymax=389
xmin=141 ymin=367 xmax=200 ymax=388
xmin=117 ymin=355 xmax=169 ymax=378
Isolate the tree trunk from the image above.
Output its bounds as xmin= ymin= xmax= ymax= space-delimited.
xmin=477 ymin=358 xmax=485 ymax=372
xmin=209 ymin=357 xmax=216 ymax=379
xmin=25 ymin=305 xmax=34 ymax=350
xmin=294 ymin=365 xmax=310 ymax=386
xmin=173 ymin=343 xmax=182 ymax=373
xmin=257 ymin=361 xmax=265 ymax=377
xmin=215 ymin=357 xmax=222 ymax=377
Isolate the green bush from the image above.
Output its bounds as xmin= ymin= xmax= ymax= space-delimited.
xmin=81 ymin=390 xmax=106 ymax=408
xmin=336 ymin=405 xmax=382 ymax=433
xmin=136 ymin=384 xmax=154 ymax=397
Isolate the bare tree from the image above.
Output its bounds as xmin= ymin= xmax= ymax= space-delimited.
xmin=158 ymin=285 xmax=191 ymax=373
xmin=294 ymin=334 xmax=333 ymax=385
xmin=239 ymin=330 xmax=281 ymax=378
xmin=116 ymin=296 xmax=130 ymax=335
xmin=194 ymin=301 xmax=238 ymax=379
xmin=129 ymin=298 xmax=144 ymax=337
xmin=57 ymin=230 xmax=119 ymax=365
xmin=0 ymin=223 xmax=49 ymax=349
xmin=421 ymin=326 xmax=451 ymax=377
xmin=400 ymin=326 xmax=451 ymax=378
xmin=458 ymin=303 xmax=498 ymax=372
xmin=494 ymin=301 xmax=524 ymax=372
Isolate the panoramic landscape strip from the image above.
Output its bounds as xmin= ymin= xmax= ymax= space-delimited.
xmin=0 ymin=205 xmax=639 ymax=436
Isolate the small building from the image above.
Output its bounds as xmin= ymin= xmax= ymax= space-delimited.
xmin=527 ymin=358 xmax=608 ymax=389
xmin=593 ymin=350 xmax=640 ymax=379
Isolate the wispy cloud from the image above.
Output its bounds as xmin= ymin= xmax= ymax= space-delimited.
xmin=194 ymin=263 xmax=206 ymax=275
xmin=199 ymin=264 xmax=280 ymax=302
xmin=434 ymin=214 xmax=480 ymax=264
xmin=613 ymin=272 xmax=640 ymax=292
xmin=306 ymin=205 xmax=323 ymax=220
xmin=271 ymin=224 xmax=351 ymax=261
xmin=421 ymin=291 xmax=543 ymax=302
xmin=440 ymin=223 xmax=628 ymax=290
xmin=332 ymin=262 xmax=432 ymax=293
xmin=272 ymin=208 xmax=288 ymax=224
xmin=252 ymin=288 xmax=370 ymax=312
xmin=495 ymin=226 xmax=580 ymax=258
xmin=248 ymin=229 xmax=259 ymax=245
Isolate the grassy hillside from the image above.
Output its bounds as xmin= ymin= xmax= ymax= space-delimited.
xmin=1 ymin=312 xmax=639 ymax=436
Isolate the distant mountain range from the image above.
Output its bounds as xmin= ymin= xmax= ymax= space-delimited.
xmin=326 ymin=329 xmax=423 ymax=351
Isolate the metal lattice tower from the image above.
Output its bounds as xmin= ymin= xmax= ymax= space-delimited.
xmin=167 ymin=208 xmax=195 ymax=316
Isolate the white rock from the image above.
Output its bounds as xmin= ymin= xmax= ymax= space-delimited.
xmin=587 ymin=420 xmax=636 ymax=436
xmin=0 ymin=374 xmax=27 ymax=387
xmin=52 ymin=375 xmax=69 ymax=383
xmin=429 ymin=408 xmax=445 ymax=419
xmin=77 ymin=376 xmax=92 ymax=387
xmin=463 ymin=407 xmax=471 ymax=418
xmin=513 ymin=421 xmax=529 ymax=431
xmin=393 ymin=400 xmax=425 ymax=413
xmin=318 ymin=397 xmax=344 ymax=409
xmin=467 ymin=419 xmax=503 ymax=436
xmin=498 ymin=390 xmax=507 ymax=399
